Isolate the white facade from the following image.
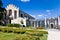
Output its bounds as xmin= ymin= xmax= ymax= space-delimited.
xmin=44 ymin=17 xmax=60 ymax=28
xmin=5 ymin=4 xmax=27 ymax=26
xmin=58 ymin=16 xmax=60 ymax=25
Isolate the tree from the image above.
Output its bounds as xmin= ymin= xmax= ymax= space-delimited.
xmin=0 ymin=0 xmax=3 ymax=7
xmin=0 ymin=0 xmax=6 ymax=25
xmin=0 ymin=0 xmax=3 ymax=19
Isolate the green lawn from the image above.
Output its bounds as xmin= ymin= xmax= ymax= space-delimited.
xmin=0 ymin=27 xmax=48 ymax=40
xmin=40 ymin=34 xmax=48 ymax=40
xmin=0 ymin=32 xmax=48 ymax=40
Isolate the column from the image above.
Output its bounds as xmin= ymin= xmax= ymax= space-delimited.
xmin=34 ymin=21 xmax=35 ymax=28
xmin=48 ymin=20 xmax=50 ymax=28
xmin=6 ymin=10 xmax=9 ymax=24
xmin=45 ymin=17 xmax=47 ymax=28
xmin=37 ymin=21 xmax=38 ymax=27
xmin=58 ymin=16 xmax=60 ymax=27
xmin=31 ymin=21 xmax=32 ymax=27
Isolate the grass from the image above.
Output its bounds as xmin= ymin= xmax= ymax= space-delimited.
xmin=0 ymin=32 xmax=26 ymax=40
xmin=40 ymin=34 xmax=48 ymax=40
xmin=0 ymin=32 xmax=48 ymax=40
xmin=0 ymin=27 xmax=48 ymax=40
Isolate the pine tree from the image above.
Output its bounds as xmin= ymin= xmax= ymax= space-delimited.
xmin=0 ymin=0 xmax=3 ymax=7
xmin=0 ymin=0 xmax=4 ymax=25
xmin=0 ymin=0 xmax=3 ymax=20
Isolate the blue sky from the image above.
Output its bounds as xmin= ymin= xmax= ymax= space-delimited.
xmin=2 ymin=0 xmax=60 ymax=19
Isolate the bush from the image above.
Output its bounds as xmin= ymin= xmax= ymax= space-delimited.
xmin=26 ymin=30 xmax=43 ymax=37
xmin=8 ymin=24 xmax=14 ymax=27
xmin=0 ymin=27 xmax=26 ymax=34
xmin=6 ymin=27 xmax=13 ymax=33
xmin=14 ymin=24 xmax=20 ymax=27
xmin=36 ymin=27 xmax=44 ymax=29
xmin=14 ymin=28 xmax=20 ymax=34
xmin=13 ymin=28 xmax=26 ymax=34
xmin=0 ymin=27 xmax=13 ymax=33
xmin=13 ymin=35 xmax=40 ymax=40
xmin=39 ymin=31 xmax=48 ymax=34
xmin=8 ymin=24 xmax=20 ymax=27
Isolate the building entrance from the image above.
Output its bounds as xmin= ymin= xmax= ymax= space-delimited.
xmin=51 ymin=24 xmax=54 ymax=28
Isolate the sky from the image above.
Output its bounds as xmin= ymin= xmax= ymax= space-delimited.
xmin=2 ymin=0 xmax=60 ymax=19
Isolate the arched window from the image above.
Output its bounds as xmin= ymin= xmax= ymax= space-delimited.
xmin=14 ymin=10 xmax=17 ymax=18
xmin=21 ymin=14 xmax=23 ymax=17
xmin=9 ymin=10 xmax=12 ymax=16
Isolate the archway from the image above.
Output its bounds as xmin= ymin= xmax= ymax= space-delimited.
xmin=51 ymin=24 xmax=54 ymax=28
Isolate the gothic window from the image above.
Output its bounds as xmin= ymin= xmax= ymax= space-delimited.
xmin=14 ymin=10 xmax=17 ymax=19
xmin=9 ymin=10 xmax=12 ymax=16
xmin=21 ymin=14 xmax=23 ymax=17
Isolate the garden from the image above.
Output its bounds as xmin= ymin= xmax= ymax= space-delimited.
xmin=0 ymin=24 xmax=48 ymax=40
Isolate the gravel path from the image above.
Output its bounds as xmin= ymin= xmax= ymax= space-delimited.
xmin=47 ymin=29 xmax=60 ymax=40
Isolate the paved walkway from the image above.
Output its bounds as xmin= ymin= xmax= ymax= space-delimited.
xmin=47 ymin=29 xmax=60 ymax=40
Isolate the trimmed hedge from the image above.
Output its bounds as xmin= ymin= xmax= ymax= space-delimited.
xmin=0 ymin=27 xmax=26 ymax=34
xmin=13 ymin=28 xmax=26 ymax=34
xmin=13 ymin=35 xmax=40 ymax=40
xmin=36 ymin=27 xmax=44 ymax=29
xmin=26 ymin=30 xmax=41 ymax=37
xmin=0 ymin=27 xmax=48 ymax=36
xmin=26 ymin=29 xmax=48 ymax=34
xmin=8 ymin=24 xmax=20 ymax=27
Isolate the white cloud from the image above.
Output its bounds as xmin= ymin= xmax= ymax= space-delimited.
xmin=38 ymin=14 xmax=43 ymax=17
xmin=21 ymin=0 xmax=30 ymax=2
xmin=46 ymin=10 xmax=51 ymax=13
xmin=30 ymin=14 xmax=36 ymax=18
xmin=48 ymin=13 xmax=51 ymax=14
xmin=46 ymin=10 xmax=52 ymax=14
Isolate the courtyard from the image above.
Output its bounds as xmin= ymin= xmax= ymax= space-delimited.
xmin=47 ymin=29 xmax=60 ymax=40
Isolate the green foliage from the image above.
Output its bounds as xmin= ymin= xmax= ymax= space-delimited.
xmin=8 ymin=24 xmax=20 ymax=27
xmin=13 ymin=28 xmax=26 ymax=34
xmin=26 ymin=30 xmax=43 ymax=37
xmin=13 ymin=35 xmax=40 ymax=40
xmin=0 ymin=13 xmax=3 ymax=20
xmin=14 ymin=24 xmax=20 ymax=27
xmin=8 ymin=24 xmax=14 ymax=27
xmin=0 ymin=0 xmax=3 ymax=7
xmin=26 ymin=29 xmax=48 ymax=36
xmin=36 ymin=27 xmax=45 ymax=29
xmin=0 ymin=27 xmax=48 ymax=40
xmin=0 ymin=27 xmax=26 ymax=34
xmin=39 ymin=31 xmax=48 ymax=34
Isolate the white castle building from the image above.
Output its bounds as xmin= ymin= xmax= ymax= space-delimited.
xmin=4 ymin=4 xmax=60 ymax=28
xmin=5 ymin=4 xmax=35 ymax=27
xmin=45 ymin=16 xmax=60 ymax=28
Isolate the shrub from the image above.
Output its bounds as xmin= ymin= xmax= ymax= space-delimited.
xmin=13 ymin=35 xmax=40 ymax=40
xmin=14 ymin=29 xmax=20 ymax=34
xmin=0 ymin=28 xmax=2 ymax=31
xmin=8 ymin=24 xmax=14 ymax=27
xmin=13 ymin=28 xmax=26 ymax=34
xmin=39 ymin=31 xmax=48 ymax=34
xmin=13 ymin=36 xmax=20 ymax=40
xmin=26 ymin=30 xmax=43 ymax=37
xmin=14 ymin=24 xmax=20 ymax=27
xmin=1 ymin=27 xmax=7 ymax=32
xmin=6 ymin=27 xmax=13 ymax=33
xmin=20 ymin=30 xmax=26 ymax=34
xmin=8 ymin=24 xmax=20 ymax=27
xmin=36 ymin=27 xmax=44 ymax=29
xmin=0 ymin=27 xmax=13 ymax=33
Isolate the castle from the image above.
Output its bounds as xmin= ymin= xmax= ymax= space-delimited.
xmin=1 ymin=4 xmax=60 ymax=28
